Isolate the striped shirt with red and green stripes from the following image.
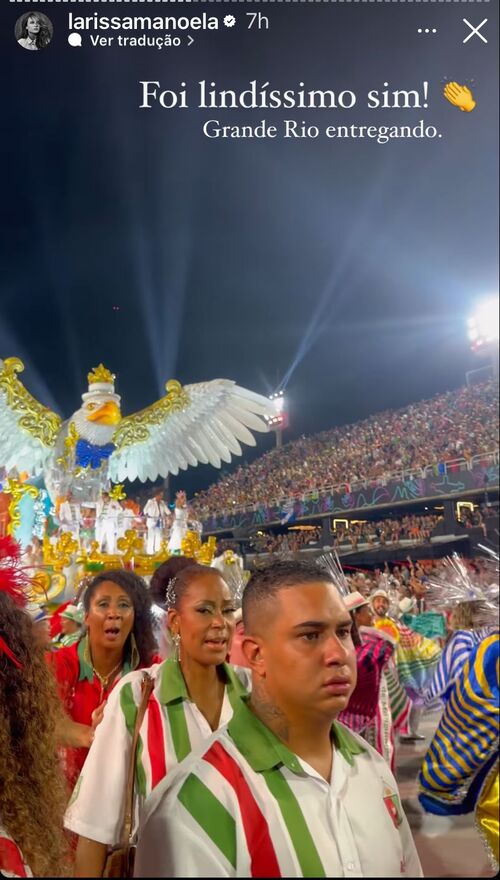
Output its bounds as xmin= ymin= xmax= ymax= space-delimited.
xmin=64 ymin=659 xmax=251 ymax=846
xmin=0 ymin=825 xmax=32 ymax=879
xmin=137 ymin=696 xmax=423 ymax=878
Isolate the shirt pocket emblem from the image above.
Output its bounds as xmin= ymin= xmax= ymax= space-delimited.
xmin=383 ymin=790 xmax=403 ymax=828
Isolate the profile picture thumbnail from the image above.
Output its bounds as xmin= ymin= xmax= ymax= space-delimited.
xmin=16 ymin=12 xmax=53 ymax=51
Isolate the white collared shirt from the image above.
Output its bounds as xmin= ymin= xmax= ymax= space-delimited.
xmin=136 ymin=713 xmax=423 ymax=878
xmin=64 ymin=661 xmax=251 ymax=846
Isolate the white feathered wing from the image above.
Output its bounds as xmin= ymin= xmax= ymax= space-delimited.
xmin=109 ymin=379 xmax=272 ymax=484
xmin=0 ymin=357 xmax=61 ymax=475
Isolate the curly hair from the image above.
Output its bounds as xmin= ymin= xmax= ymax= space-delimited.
xmin=19 ymin=12 xmax=51 ymax=48
xmin=0 ymin=594 xmax=69 ymax=876
xmin=83 ymin=569 xmax=157 ymax=664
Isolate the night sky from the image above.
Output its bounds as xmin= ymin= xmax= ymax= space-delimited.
xmin=1 ymin=2 xmax=498 ymax=497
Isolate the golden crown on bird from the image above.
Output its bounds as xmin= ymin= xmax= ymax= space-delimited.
xmin=0 ymin=356 xmax=273 ymax=506
xmin=74 ymin=365 xmax=122 ymax=443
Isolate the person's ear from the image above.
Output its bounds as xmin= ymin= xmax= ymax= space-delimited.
xmin=241 ymin=635 xmax=266 ymax=679
xmin=167 ymin=607 xmax=180 ymax=635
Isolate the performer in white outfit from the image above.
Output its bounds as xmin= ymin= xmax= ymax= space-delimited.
xmin=117 ymin=503 xmax=135 ymax=543
xmin=58 ymin=493 xmax=81 ymax=541
xmin=167 ymin=491 xmax=189 ymax=553
xmin=95 ymin=492 xmax=122 ymax=554
xmin=144 ymin=489 xmax=170 ymax=555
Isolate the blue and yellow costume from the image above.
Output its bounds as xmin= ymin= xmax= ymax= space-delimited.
xmin=418 ymin=634 xmax=499 ymax=869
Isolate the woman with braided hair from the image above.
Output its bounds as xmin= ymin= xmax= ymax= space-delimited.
xmin=0 ymin=536 xmax=69 ymax=877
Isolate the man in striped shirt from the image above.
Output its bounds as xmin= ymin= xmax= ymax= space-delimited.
xmin=136 ymin=560 xmax=422 ymax=877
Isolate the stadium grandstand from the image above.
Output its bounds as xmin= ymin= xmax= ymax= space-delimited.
xmin=193 ymin=382 xmax=498 ymax=518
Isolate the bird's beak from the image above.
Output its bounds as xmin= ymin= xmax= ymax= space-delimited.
xmin=87 ymin=401 xmax=121 ymax=425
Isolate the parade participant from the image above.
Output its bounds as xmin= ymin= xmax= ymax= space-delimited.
xmin=58 ymin=492 xmax=81 ymax=541
xmin=49 ymin=569 xmax=158 ymax=790
xmin=0 ymin=536 xmax=69 ymax=878
xmin=136 ymin=560 xmax=422 ymax=878
xmin=316 ymin=557 xmax=398 ymax=765
xmin=423 ymin=601 xmax=497 ymax=707
xmin=65 ymin=564 xmax=251 ymax=877
xmin=371 ymin=586 xmax=441 ymax=742
xmin=95 ymin=491 xmax=122 ymax=554
xmin=340 ymin=591 xmax=397 ymax=770
xmin=30 ymin=535 xmax=44 ymax=566
xmin=52 ymin=604 xmax=84 ymax=649
xmin=229 ymin=607 xmax=248 ymax=667
xmin=79 ymin=504 xmax=96 ymax=550
xmin=398 ymin=597 xmax=447 ymax=643
xmin=21 ymin=543 xmax=36 ymax=569
xmin=422 ymin=554 xmax=499 ymax=708
xmin=26 ymin=602 xmax=52 ymax=649
xmin=419 ymin=633 xmax=499 ymax=871
xmin=143 ymin=487 xmax=170 ymax=555
xmin=167 ymin=490 xmax=189 ymax=552
xmin=148 ymin=554 xmax=195 ymax=658
xmin=371 ymin=588 xmax=392 ymax=619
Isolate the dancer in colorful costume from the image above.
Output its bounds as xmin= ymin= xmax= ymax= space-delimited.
xmin=341 ymin=591 xmax=398 ymax=770
xmin=371 ymin=588 xmax=441 ymax=741
xmin=423 ymin=553 xmax=499 ymax=708
xmin=419 ymin=632 xmax=499 ymax=871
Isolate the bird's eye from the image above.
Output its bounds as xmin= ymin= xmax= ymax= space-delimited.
xmin=87 ymin=403 xmax=96 ymax=410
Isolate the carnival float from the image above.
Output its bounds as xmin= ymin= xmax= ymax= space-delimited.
xmin=0 ymin=357 xmax=271 ymax=608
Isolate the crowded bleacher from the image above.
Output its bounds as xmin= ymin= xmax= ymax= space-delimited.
xmin=191 ymin=381 xmax=499 ymax=519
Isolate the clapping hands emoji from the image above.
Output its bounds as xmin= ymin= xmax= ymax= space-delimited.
xmin=443 ymin=81 xmax=476 ymax=112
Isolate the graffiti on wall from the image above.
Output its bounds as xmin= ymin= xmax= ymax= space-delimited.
xmin=202 ymin=463 xmax=499 ymax=534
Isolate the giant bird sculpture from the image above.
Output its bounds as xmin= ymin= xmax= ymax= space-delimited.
xmin=0 ymin=358 xmax=272 ymax=503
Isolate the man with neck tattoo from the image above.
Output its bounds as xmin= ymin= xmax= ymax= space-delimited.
xmin=136 ymin=560 xmax=422 ymax=878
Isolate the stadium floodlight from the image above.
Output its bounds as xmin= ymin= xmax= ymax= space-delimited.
xmin=468 ymin=297 xmax=500 ymax=349
xmin=466 ymin=296 xmax=499 ymax=384
xmin=264 ymin=391 xmax=289 ymax=446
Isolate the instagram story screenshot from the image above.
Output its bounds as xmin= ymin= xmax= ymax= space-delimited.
xmin=0 ymin=1 xmax=499 ymax=878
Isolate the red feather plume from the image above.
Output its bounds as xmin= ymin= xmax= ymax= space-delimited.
xmin=0 ymin=536 xmax=30 ymax=608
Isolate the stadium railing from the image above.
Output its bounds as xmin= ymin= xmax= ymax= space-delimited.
xmin=196 ymin=449 xmax=499 ymax=519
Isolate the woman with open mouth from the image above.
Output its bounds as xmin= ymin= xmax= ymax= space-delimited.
xmin=65 ymin=563 xmax=250 ymax=877
xmin=49 ymin=569 xmax=159 ymax=792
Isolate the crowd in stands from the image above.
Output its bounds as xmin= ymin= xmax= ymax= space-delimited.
xmin=458 ymin=505 xmax=496 ymax=534
xmin=341 ymin=554 xmax=496 ymax=603
xmin=244 ymin=513 xmax=441 ymax=557
xmin=332 ymin=514 xmax=441 ymax=550
xmin=191 ymin=382 xmax=498 ymax=519
xmin=248 ymin=527 xmax=323 ymax=555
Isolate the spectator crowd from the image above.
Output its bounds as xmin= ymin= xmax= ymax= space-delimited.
xmin=191 ymin=382 xmax=498 ymax=519
xmin=245 ymin=513 xmax=441 ymax=557
xmin=332 ymin=513 xmax=441 ymax=550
